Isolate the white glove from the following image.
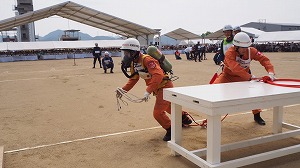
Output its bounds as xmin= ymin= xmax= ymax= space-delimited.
xmin=268 ymin=72 xmax=275 ymax=81
xmin=143 ymin=91 xmax=150 ymax=102
xmin=250 ymin=75 xmax=260 ymax=82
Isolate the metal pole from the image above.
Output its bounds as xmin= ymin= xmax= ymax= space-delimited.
xmin=73 ymin=50 xmax=77 ymax=66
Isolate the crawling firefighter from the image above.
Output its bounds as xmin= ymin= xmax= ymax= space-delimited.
xmin=213 ymin=32 xmax=275 ymax=125
xmin=116 ymin=38 xmax=192 ymax=141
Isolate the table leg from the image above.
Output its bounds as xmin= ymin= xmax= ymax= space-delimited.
xmin=273 ymin=106 xmax=283 ymax=134
xmin=207 ymin=115 xmax=221 ymax=164
xmin=170 ymin=103 xmax=182 ymax=156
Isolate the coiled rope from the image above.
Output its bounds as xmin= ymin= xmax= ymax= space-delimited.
xmin=116 ymin=87 xmax=147 ymax=111
xmin=260 ymin=76 xmax=300 ymax=88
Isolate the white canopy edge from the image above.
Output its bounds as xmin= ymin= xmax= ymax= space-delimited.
xmin=255 ymin=30 xmax=300 ymax=43
xmin=0 ymin=40 xmax=124 ymax=51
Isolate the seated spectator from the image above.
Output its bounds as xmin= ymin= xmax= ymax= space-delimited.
xmin=175 ymin=50 xmax=182 ymax=60
xmin=102 ymin=51 xmax=114 ymax=73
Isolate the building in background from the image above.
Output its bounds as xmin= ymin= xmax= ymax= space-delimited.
xmin=1 ymin=28 xmax=18 ymax=42
xmin=60 ymin=30 xmax=80 ymax=41
xmin=14 ymin=0 xmax=36 ymax=42
xmin=242 ymin=20 xmax=300 ymax=32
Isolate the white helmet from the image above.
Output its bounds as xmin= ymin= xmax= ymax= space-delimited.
xmin=120 ymin=38 xmax=140 ymax=51
xmin=233 ymin=26 xmax=241 ymax=32
xmin=223 ymin=25 xmax=233 ymax=32
xmin=104 ymin=51 xmax=109 ymax=56
xmin=233 ymin=32 xmax=251 ymax=47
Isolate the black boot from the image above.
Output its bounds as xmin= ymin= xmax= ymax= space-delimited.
xmin=182 ymin=112 xmax=192 ymax=127
xmin=163 ymin=127 xmax=171 ymax=141
xmin=254 ymin=113 xmax=266 ymax=125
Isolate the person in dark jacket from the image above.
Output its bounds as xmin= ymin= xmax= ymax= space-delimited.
xmin=194 ymin=42 xmax=202 ymax=62
xmin=92 ymin=43 xmax=102 ymax=68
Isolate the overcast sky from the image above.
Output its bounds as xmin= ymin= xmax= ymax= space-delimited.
xmin=1 ymin=0 xmax=300 ymax=37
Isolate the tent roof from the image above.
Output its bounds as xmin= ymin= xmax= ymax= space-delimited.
xmin=205 ymin=27 xmax=264 ymax=40
xmin=255 ymin=30 xmax=300 ymax=43
xmin=178 ymin=40 xmax=187 ymax=45
xmin=0 ymin=1 xmax=159 ymax=38
xmin=163 ymin=28 xmax=202 ymax=40
xmin=204 ymin=29 xmax=224 ymax=40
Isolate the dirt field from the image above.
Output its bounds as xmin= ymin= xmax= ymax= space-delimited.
xmin=1 ymin=52 xmax=300 ymax=168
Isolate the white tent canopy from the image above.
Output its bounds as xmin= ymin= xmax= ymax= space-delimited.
xmin=255 ymin=30 xmax=300 ymax=43
xmin=163 ymin=28 xmax=202 ymax=40
xmin=178 ymin=40 xmax=188 ymax=46
xmin=0 ymin=40 xmax=125 ymax=51
xmin=0 ymin=1 xmax=159 ymax=38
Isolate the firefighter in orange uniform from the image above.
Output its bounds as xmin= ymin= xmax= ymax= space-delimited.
xmin=213 ymin=32 xmax=275 ymax=125
xmin=116 ymin=38 xmax=192 ymax=141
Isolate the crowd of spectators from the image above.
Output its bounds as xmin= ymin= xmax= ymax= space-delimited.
xmin=1 ymin=42 xmax=299 ymax=58
xmin=252 ymin=42 xmax=300 ymax=52
xmin=161 ymin=44 xmax=218 ymax=53
xmin=0 ymin=47 xmax=120 ymax=57
xmin=161 ymin=42 xmax=300 ymax=53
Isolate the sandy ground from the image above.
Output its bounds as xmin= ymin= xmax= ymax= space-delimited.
xmin=0 ymin=52 xmax=300 ymax=168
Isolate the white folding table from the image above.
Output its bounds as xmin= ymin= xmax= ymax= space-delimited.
xmin=163 ymin=81 xmax=300 ymax=168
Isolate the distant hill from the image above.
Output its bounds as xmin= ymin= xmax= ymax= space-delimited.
xmin=38 ymin=29 xmax=121 ymax=41
xmin=39 ymin=29 xmax=65 ymax=41
xmin=0 ymin=30 xmax=179 ymax=45
xmin=38 ymin=30 xmax=179 ymax=45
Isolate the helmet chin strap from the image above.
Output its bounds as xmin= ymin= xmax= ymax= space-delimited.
xmin=132 ymin=51 xmax=140 ymax=61
xmin=235 ymin=46 xmax=244 ymax=58
xmin=121 ymin=64 xmax=138 ymax=78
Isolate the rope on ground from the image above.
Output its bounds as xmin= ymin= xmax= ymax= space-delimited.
xmin=185 ymin=112 xmax=228 ymax=128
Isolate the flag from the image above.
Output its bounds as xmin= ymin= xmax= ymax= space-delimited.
xmin=209 ymin=63 xmax=223 ymax=84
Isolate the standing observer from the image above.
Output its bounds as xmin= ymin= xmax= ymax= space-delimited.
xmin=92 ymin=43 xmax=102 ymax=68
xmin=219 ymin=25 xmax=234 ymax=63
xmin=213 ymin=32 xmax=275 ymax=125
xmin=233 ymin=26 xmax=242 ymax=36
xmin=116 ymin=38 xmax=192 ymax=141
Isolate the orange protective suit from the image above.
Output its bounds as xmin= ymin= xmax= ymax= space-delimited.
xmin=213 ymin=46 xmax=275 ymax=114
xmin=122 ymin=53 xmax=173 ymax=129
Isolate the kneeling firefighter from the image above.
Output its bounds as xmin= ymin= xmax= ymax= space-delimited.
xmin=116 ymin=38 xmax=192 ymax=141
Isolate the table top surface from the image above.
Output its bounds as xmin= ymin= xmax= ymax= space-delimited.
xmin=164 ymin=81 xmax=300 ymax=103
